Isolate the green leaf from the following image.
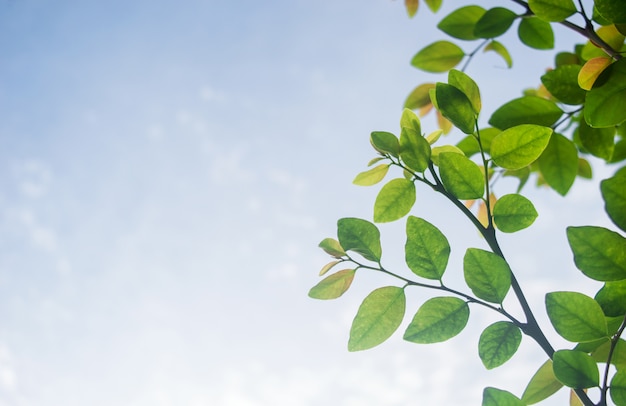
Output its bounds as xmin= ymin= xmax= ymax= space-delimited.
xmin=405 ymin=0 xmax=418 ymax=18
xmin=435 ymin=82 xmax=476 ymax=134
xmin=370 ymin=131 xmax=399 ymax=157
xmin=424 ymin=0 xmax=442 ymax=12
xmin=595 ymin=280 xmax=626 ymax=317
xmin=529 ymin=0 xmax=577 ymax=22
xmin=309 ymin=269 xmax=356 ymax=300
xmin=537 ymin=132 xmax=578 ymax=195
xmin=439 ymin=152 xmax=485 ymax=199
xmin=591 ymin=338 xmax=626 ymax=368
xmin=491 ymin=124 xmax=553 ymax=170
xmin=348 ymin=286 xmax=406 ymax=351
xmin=474 ymin=7 xmax=518 ymax=39
xmin=448 ymin=69 xmax=481 ymax=114
xmin=457 ymin=127 xmax=500 ymax=157
xmin=464 ymin=248 xmax=512 ymax=304
xmin=578 ymin=118 xmax=615 ymax=160
xmin=489 ymin=97 xmax=563 ymax=130
xmin=553 ymin=350 xmax=599 ymax=389
xmin=545 ymin=291 xmax=608 ymax=342
xmin=484 ymin=40 xmax=513 ymax=68
xmin=518 ymin=17 xmax=555 ymax=49
xmin=567 ymin=226 xmax=626 ymax=281
xmin=319 ymin=238 xmax=346 ymax=258
xmin=319 ymin=259 xmax=340 ymax=276
xmin=401 ymin=107 xmax=422 ymax=135
xmin=585 ymin=58 xmax=626 ymax=128
xmin=403 ymin=297 xmax=469 ymax=344
xmin=400 ymin=128 xmax=431 ymax=172
xmin=374 ymin=178 xmax=416 ymax=223
xmin=405 ymin=83 xmax=436 ymax=110
xmin=482 ymin=387 xmax=525 ymax=406
xmin=411 ymin=41 xmax=465 ymax=73
xmin=611 ymin=370 xmax=626 ymax=406
xmin=437 ymin=6 xmax=486 ymax=40
xmin=493 ymin=193 xmax=538 ymax=232
xmin=522 ymin=360 xmax=564 ymax=404
xmin=596 ymin=0 xmax=626 ymax=24
xmin=577 ymin=158 xmax=592 ymax=179
xmin=337 ymin=218 xmax=382 ymax=262
xmin=541 ymin=64 xmax=586 ymax=105
xmin=478 ymin=321 xmax=522 ymax=369
xmin=405 ymin=216 xmax=450 ymax=280
xmin=353 ymin=164 xmax=390 ymax=186
xmin=431 ymin=145 xmax=464 ymax=165
xmin=556 ymin=51 xmax=580 ymax=67
xmin=601 ymin=167 xmax=626 ymax=231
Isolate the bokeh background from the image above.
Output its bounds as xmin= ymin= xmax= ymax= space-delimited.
xmin=0 ymin=0 xmax=617 ymax=404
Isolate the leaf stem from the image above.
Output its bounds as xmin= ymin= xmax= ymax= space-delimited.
xmin=600 ymin=314 xmax=626 ymax=405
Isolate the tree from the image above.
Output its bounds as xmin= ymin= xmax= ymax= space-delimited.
xmin=310 ymin=0 xmax=626 ymax=405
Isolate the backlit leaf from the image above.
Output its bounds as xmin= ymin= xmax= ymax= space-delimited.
xmin=567 ymin=226 xmax=626 ymax=281
xmin=493 ymin=193 xmax=538 ymax=232
xmin=405 ymin=216 xmax=450 ymax=280
xmin=595 ymin=280 xmax=626 ymax=317
xmin=581 ymin=25 xmax=625 ymax=60
xmin=319 ymin=259 xmax=341 ymax=276
xmin=522 ymin=360 xmax=564 ymax=404
xmin=491 ymin=124 xmax=553 ymax=170
xmin=405 ymin=0 xmax=418 ymax=17
xmin=437 ymin=6 xmax=486 ymax=40
xmin=337 ymin=218 xmax=381 ymax=262
xmin=611 ymin=370 xmax=626 ymax=406
xmin=319 ymin=238 xmax=346 ymax=258
xmin=529 ymin=0 xmax=576 ymax=22
xmin=464 ymin=248 xmax=512 ymax=304
xmin=601 ymin=166 xmax=626 ymax=231
xmin=489 ymin=97 xmax=563 ymax=130
xmin=474 ymin=7 xmax=518 ymax=39
xmin=518 ymin=17 xmax=554 ymax=49
xmin=578 ymin=118 xmax=615 ymax=160
xmin=537 ymin=132 xmax=578 ymax=195
xmin=435 ymin=82 xmax=476 ymax=134
xmin=484 ymin=40 xmax=513 ymax=68
xmin=478 ymin=321 xmax=522 ymax=369
xmin=309 ymin=269 xmax=356 ymax=300
xmin=424 ymin=0 xmax=441 ymax=12
xmin=348 ymin=286 xmax=406 ymax=351
xmin=400 ymin=128 xmax=431 ymax=173
xmin=585 ymin=58 xmax=626 ymax=128
xmin=353 ymin=164 xmax=390 ymax=186
xmin=370 ymin=131 xmax=399 ymax=157
xmin=404 ymin=296 xmax=469 ymax=343
xmin=405 ymin=83 xmax=436 ymax=110
xmin=578 ymin=57 xmax=612 ymax=91
xmin=448 ymin=69 xmax=481 ymax=114
xmin=439 ymin=152 xmax=485 ymax=199
xmin=541 ymin=64 xmax=586 ymax=105
xmin=411 ymin=41 xmax=465 ymax=73
xmin=431 ymin=145 xmax=464 ymax=165
xmin=482 ymin=387 xmax=525 ymax=406
xmin=374 ymin=178 xmax=416 ymax=223
xmin=553 ymin=350 xmax=599 ymax=388
xmin=545 ymin=291 xmax=608 ymax=342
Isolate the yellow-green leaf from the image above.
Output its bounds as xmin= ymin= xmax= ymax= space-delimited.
xmin=309 ymin=269 xmax=356 ymax=300
xmin=353 ymin=164 xmax=390 ymax=186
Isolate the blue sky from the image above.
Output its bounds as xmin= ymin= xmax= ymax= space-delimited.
xmin=0 ymin=0 xmax=617 ymax=405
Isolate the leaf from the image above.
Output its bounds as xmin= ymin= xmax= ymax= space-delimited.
xmin=435 ymin=82 xmax=476 ymax=134
xmin=601 ymin=166 xmax=626 ymax=231
xmin=482 ymin=387 xmax=525 ymax=406
xmin=581 ymin=25 xmax=625 ymax=60
xmin=577 ymin=158 xmax=592 ymax=179
xmin=478 ymin=321 xmax=522 ymax=369
xmin=595 ymin=280 xmax=626 ymax=317
xmin=567 ymin=226 xmax=626 ymax=281
xmin=404 ymin=297 xmax=469 ymax=344
xmin=591 ymin=338 xmax=626 ymax=368
xmin=545 ymin=291 xmax=608 ymax=342
xmin=309 ymin=269 xmax=356 ymax=300
xmin=400 ymin=127 xmax=431 ymax=172
xmin=553 ymin=350 xmax=599 ymax=389
xmin=426 ymin=129 xmax=444 ymax=144
xmin=484 ymin=40 xmax=513 ymax=68
xmin=405 ymin=0 xmax=418 ymax=17
xmin=431 ymin=145 xmax=464 ymax=165
xmin=529 ymin=0 xmax=577 ymax=22
xmin=537 ymin=132 xmax=578 ymax=195
xmin=337 ymin=218 xmax=382 ymax=262
xmin=556 ymin=51 xmax=580 ymax=67
xmin=522 ymin=360 xmax=564 ymax=404
xmin=411 ymin=41 xmax=465 ymax=73
xmin=448 ymin=69 xmax=481 ymax=114
xmin=491 ymin=124 xmax=553 ymax=170
xmin=492 ymin=193 xmax=538 ymax=232
xmin=374 ymin=178 xmax=416 ymax=223
xmin=611 ymin=370 xmax=626 ymax=406
xmin=353 ymin=164 xmax=390 ymax=186
xmin=578 ymin=57 xmax=613 ymax=91
xmin=405 ymin=216 xmax=450 ymax=280
xmin=424 ymin=0 xmax=441 ymax=12
xmin=370 ymin=131 xmax=399 ymax=157
xmin=319 ymin=238 xmax=346 ymax=258
xmin=518 ymin=16 xmax=555 ymax=49
xmin=439 ymin=152 xmax=485 ymax=199
xmin=541 ymin=65 xmax=586 ymax=105
xmin=437 ymin=5 xmax=486 ymax=40
xmin=578 ymin=118 xmax=615 ymax=160
xmin=405 ymin=83 xmax=436 ymax=110
xmin=489 ymin=96 xmax=563 ymax=130
xmin=585 ymin=58 xmax=626 ymax=128
xmin=319 ymin=259 xmax=341 ymax=276
xmin=474 ymin=7 xmax=518 ymax=39
xmin=596 ymin=0 xmax=626 ymax=24
xmin=348 ymin=286 xmax=406 ymax=351
xmin=464 ymin=248 xmax=512 ymax=304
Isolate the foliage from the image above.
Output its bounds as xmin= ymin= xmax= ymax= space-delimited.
xmin=311 ymin=0 xmax=626 ymax=404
